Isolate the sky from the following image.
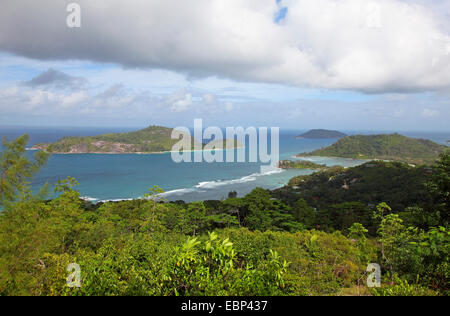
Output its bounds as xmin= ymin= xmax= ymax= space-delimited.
xmin=0 ymin=0 xmax=449 ymax=131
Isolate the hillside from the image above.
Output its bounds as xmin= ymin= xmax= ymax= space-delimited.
xmin=296 ymin=129 xmax=347 ymax=139
xmin=278 ymin=161 xmax=436 ymax=213
xmin=271 ymin=157 xmax=448 ymax=237
xmin=298 ymin=133 xmax=448 ymax=165
xmin=278 ymin=159 xmax=327 ymax=170
xmin=31 ymin=126 xmax=240 ymax=154
xmin=1 ymin=136 xmax=448 ymax=296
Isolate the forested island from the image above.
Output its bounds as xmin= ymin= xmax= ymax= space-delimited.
xmin=298 ymin=133 xmax=448 ymax=165
xmin=296 ymin=129 xmax=347 ymax=139
xmin=31 ymin=125 xmax=240 ymax=154
xmin=278 ymin=159 xmax=327 ymax=170
xmin=0 ymin=135 xmax=448 ymax=296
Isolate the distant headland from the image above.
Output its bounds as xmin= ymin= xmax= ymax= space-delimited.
xmin=31 ymin=125 xmax=241 ymax=154
xmin=296 ymin=129 xmax=347 ymax=139
xmin=297 ymin=133 xmax=448 ymax=165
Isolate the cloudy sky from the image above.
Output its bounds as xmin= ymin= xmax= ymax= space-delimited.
xmin=0 ymin=0 xmax=449 ymax=131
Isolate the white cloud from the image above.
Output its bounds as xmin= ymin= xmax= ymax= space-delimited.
xmin=203 ymin=94 xmax=215 ymax=104
xmin=0 ymin=0 xmax=449 ymax=93
xmin=62 ymin=91 xmax=88 ymax=107
xmin=1 ymin=67 xmax=449 ymax=131
xmin=422 ymin=108 xmax=440 ymax=118
xmin=170 ymin=93 xmax=193 ymax=112
xmin=0 ymin=69 xmax=236 ymax=118
xmin=0 ymin=86 xmax=87 ymax=115
xmin=0 ymin=86 xmax=19 ymax=97
xmin=224 ymin=102 xmax=234 ymax=112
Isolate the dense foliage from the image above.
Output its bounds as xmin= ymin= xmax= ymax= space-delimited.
xmin=0 ymin=136 xmax=448 ymax=296
xmin=33 ymin=126 xmax=242 ymax=154
xmin=0 ymin=135 xmax=48 ymax=209
xmin=33 ymin=126 xmax=197 ymax=153
xmin=278 ymin=161 xmax=446 ymax=232
xmin=300 ymin=133 xmax=448 ymax=165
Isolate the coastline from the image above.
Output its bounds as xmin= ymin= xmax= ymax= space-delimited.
xmin=294 ymin=155 xmax=370 ymax=161
xmin=295 ymin=154 xmax=429 ymax=165
xmin=27 ymin=146 xmax=245 ymax=155
xmin=79 ymin=165 xmax=287 ymax=204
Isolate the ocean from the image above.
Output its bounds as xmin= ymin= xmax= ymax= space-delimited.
xmin=0 ymin=126 xmax=449 ymax=203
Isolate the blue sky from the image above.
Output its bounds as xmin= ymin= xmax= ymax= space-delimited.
xmin=0 ymin=0 xmax=449 ymax=131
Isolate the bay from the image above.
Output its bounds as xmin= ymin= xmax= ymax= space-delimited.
xmin=0 ymin=126 xmax=448 ymax=202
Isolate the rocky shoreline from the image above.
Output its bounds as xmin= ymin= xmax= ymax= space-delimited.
xmin=29 ymin=145 xmax=244 ymax=155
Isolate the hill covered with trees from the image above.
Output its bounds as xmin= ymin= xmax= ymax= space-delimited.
xmin=32 ymin=126 xmax=189 ymax=153
xmin=298 ymin=133 xmax=448 ymax=165
xmin=31 ymin=126 xmax=240 ymax=154
xmin=273 ymin=161 xmax=448 ymax=234
xmin=0 ymin=135 xmax=448 ymax=296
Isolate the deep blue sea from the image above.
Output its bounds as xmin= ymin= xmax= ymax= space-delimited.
xmin=1 ymin=126 xmax=449 ymax=202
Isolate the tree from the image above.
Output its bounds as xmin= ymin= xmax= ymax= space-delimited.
xmin=348 ymin=223 xmax=368 ymax=240
xmin=228 ymin=191 xmax=238 ymax=199
xmin=0 ymin=135 xmax=49 ymax=208
xmin=243 ymin=188 xmax=274 ymax=231
xmin=143 ymin=185 xmax=167 ymax=231
xmin=377 ymin=213 xmax=405 ymax=281
xmin=243 ymin=188 xmax=302 ymax=232
xmin=181 ymin=201 xmax=209 ymax=236
xmin=291 ymin=198 xmax=315 ymax=228
xmin=317 ymin=202 xmax=372 ymax=233
xmin=374 ymin=202 xmax=392 ymax=220
xmin=348 ymin=223 xmax=371 ymax=264
xmin=222 ymin=197 xmax=246 ymax=226
xmin=428 ymin=152 xmax=450 ymax=225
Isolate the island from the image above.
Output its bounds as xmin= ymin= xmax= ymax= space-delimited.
xmin=297 ymin=133 xmax=448 ymax=165
xmin=278 ymin=160 xmax=327 ymax=170
xmin=31 ymin=125 xmax=241 ymax=154
xmin=296 ymin=129 xmax=347 ymax=139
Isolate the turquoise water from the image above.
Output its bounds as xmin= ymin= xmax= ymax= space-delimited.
xmin=1 ymin=127 xmax=448 ymax=202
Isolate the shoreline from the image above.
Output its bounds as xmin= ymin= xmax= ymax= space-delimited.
xmin=80 ymin=167 xmax=287 ymax=204
xmin=295 ymin=155 xmax=423 ymax=165
xmin=295 ymin=154 xmax=370 ymax=161
xmin=27 ymin=146 xmax=245 ymax=155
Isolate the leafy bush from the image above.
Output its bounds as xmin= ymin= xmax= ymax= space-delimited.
xmin=161 ymin=232 xmax=289 ymax=296
xmin=370 ymin=276 xmax=439 ymax=296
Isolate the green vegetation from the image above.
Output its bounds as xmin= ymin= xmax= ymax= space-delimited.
xmin=32 ymin=126 xmax=186 ymax=153
xmin=0 ymin=135 xmax=49 ymax=209
xmin=296 ymin=129 xmax=347 ymax=139
xmin=278 ymin=159 xmax=327 ymax=170
xmin=299 ymin=133 xmax=448 ymax=165
xmin=284 ymin=161 xmax=436 ymax=215
xmin=0 ymin=136 xmax=448 ymax=296
xmin=32 ymin=126 xmax=241 ymax=154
